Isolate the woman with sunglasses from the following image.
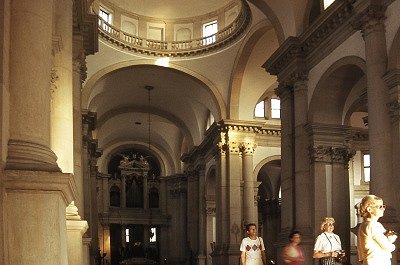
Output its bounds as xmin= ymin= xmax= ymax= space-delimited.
xmin=313 ymin=217 xmax=344 ymax=265
xmin=357 ymin=195 xmax=397 ymax=265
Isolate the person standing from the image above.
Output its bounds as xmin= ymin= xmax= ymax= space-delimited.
xmin=240 ymin=223 xmax=267 ymax=265
xmin=313 ymin=217 xmax=344 ymax=265
xmin=282 ymin=230 xmax=305 ymax=265
xmin=357 ymin=195 xmax=397 ymax=265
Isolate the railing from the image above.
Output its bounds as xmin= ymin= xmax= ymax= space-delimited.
xmin=97 ymin=1 xmax=251 ymax=57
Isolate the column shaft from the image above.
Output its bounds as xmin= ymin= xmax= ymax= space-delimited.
xmin=242 ymin=144 xmax=256 ymax=225
xmin=7 ymin=0 xmax=58 ymax=171
xmin=362 ymin=7 xmax=393 ymax=202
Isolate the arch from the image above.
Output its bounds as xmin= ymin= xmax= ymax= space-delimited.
xmin=98 ymin=141 xmax=175 ymax=176
xmin=228 ymin=20 xmax=275 ymax=119
xmin=246 ymin=0 xmax=285 ymax=44
xmin=309 ymin=56 xmax=366 ymax=124
xmin=253 ymin=155 xmax=281 ymax=182
xmin=83 ymin=60 xmax=226 ymax=120
xmin=97 ymin=106 xmax=194 ymax=149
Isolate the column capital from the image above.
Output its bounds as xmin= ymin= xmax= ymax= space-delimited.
xmin=309 ymin=145 xmax=355 ymax=164
xmin=275 ymin=83 xmax=293 ymax=100
xmin=239 ymin=142 xmax=257 ymax=155
xmin=227 ymin=141 xmax=241 ymax=155
xmin=353 ymin=4 xmax=387 ymax=38
xmin=309 ymin=145 xmax=332 ymax=163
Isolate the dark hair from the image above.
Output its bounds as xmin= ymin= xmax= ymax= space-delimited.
xmin=289 ymin=230 xmax=301 ymax=241
xmin=245 ymin=223 xmax=257 ymax=232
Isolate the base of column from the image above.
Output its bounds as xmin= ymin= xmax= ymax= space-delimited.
xmin=6 ymin=139 xmax=60 ymax=172
xmin=197 ymin=254 xmax=206 ymax=265
xmin=211 ymin=243 xmax=240 ymax=265
xmin=2 ymin=170 xmax=77 ymax=265
xmin=67 ymin=220 xmax=89 ymax=265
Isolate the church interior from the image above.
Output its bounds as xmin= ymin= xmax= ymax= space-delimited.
xmin=1 ymin=0 xmax=400 ymax=264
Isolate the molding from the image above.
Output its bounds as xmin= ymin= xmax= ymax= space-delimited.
xmin=96 ymin=0 xmax=251 ymax=57
xmin=262 ymin=1 xmax=392 ymax=82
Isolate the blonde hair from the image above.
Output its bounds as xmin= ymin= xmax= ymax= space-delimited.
xmin=359 ymin=194 xmax=383 ymax=218
xmin=320 ymin=217 xmax=335 ymax=231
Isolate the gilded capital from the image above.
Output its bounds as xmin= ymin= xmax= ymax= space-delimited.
xmin=239 ymin=142 xmax=257 ymax=155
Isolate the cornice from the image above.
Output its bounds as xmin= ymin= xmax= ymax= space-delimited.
xmin=263 ymin=0 xmax=358 ymax=81
xmin=73 ymin=0 xmax=98 ymax=55
xmin=181 ymin=119 xmax=281 ymax=163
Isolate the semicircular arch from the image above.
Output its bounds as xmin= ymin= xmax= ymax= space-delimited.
xmin=83 ymin=60 xmax=226 ymax=120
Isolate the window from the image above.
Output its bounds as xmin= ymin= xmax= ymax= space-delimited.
xmin=323 ymin=0 xmax=335 ymax=9
xmin=203 ymin=21 xmax=217 ymax=45
xmin=150 ymin=227 xmax=157 ymax=242
xmin=99 ymin=8 xmax=112 ymax=23
xmin=99 ymin=7 xmax=112 ymax=32
xmin=271 ymin=98 xmax=281 ymax=119
xmin=254 ymin=101 xmax=265 ymax=118
xmin=125 ymin=228 xmax=130 ymax=243
xmin=363 ymin=154 xmax=370 ymax=182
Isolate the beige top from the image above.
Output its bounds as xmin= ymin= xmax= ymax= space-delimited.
xmin=357 ymin=220 xmax=395 ymax=262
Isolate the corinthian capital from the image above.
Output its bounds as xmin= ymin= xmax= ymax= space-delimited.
xmin=239 ymin=142 xmax=257 ymax=155
xmin=309 ymin=145 xmax=332 ymax=163
xmin=352 ymin=4 xmax=386 ymax=38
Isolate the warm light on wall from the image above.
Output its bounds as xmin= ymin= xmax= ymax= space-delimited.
xmin=155 ymin=57 xmax=170 ymax=67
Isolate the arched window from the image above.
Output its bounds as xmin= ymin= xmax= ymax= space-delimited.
xmin=110 ymin=185 xmax=120 ymax=207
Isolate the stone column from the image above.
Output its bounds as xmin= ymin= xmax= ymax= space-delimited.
xmin=66 ymin=202 xmax=89 ymax=265
xmin=143 ymin=174 xmax=149 ymax=210
xmin=383 ymin=69 xmax=400 ymax=263
xmin=212 ymin=142 xmax=227 ymax=265
xmin=102 ymin=176 xmax=109 ymax=212
xmin=51 ymin=0 xmax=74 ymax=174
xmin=275 ymin=84 xmax=294 ymax=231
xmin=293 ymin=75 xmax=312 ymax=231
xmin=358 ymin=5 xmax=394 ymax=205
xmin=4 ymin=171 xmax=76 ymax=265
xmin=7 ymin=0 xmax=59 ymax=171
xmin=72 ymin=35 xmax=87 ymax=217
xmin=331 ymin=147 xmax=353 ymax=257
xmin=197 ymin=165 xmax=207 ymax=265
xmin=384 ymin=70 xmax=400 ymax=209
xmin=187 ymin=170 xmax=199 ymax=255
xmin=121 ymin=174 xmax=127 ymax=208
xmin=241 ymin=142 xmax=257 ymax=225
xmin=225 ymin=140 xmax=242 ymax=264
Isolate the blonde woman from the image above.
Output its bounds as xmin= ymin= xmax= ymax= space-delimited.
xmin=313 ymin=217 xmax=344 ymax=265
xmin=357 ymin=195 xmax=397 ymax=265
